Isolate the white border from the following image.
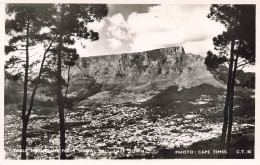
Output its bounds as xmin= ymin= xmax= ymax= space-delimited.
xmin=0 ymin=0 xmax=259 ymax=165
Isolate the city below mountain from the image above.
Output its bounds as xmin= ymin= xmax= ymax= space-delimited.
xmin=4 ymin=46 xmax=255 ymax=159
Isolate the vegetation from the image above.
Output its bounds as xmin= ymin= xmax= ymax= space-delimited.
xmin=142 ymin=84 xmax=225 ymax=121
xmin=205 ymin=51 xmax=228 ymax=69
xmin=5 ymin=4 xmax=55 ymax=159
xmin=5 ymin=3 xmax=108 ymax=159
xmin=207 ymin=4 xmax=255 ymax=158
xmin=4 ymin=4 xmax=255 ymax=160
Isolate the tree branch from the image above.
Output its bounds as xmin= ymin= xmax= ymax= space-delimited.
xmin=26 ymin=35 xmax=58 ymax=122
xmin=29 ymin=52 xmax=38 ymax=58
xmin=235 ymin=64 xmax=247 ymax=77
xmin=236 ymin=62 xmax=249 ymax=69
xmin=226 ymin=46 xmax=230 ymax=51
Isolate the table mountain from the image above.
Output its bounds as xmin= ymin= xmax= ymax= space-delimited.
xmin=69 ymin=46 xmax=223 ymax=94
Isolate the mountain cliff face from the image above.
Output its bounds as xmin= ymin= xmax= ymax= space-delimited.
xmin=5 ymin=46 xmax=252 ymax=105
xmin=69 ymin=46 xmax=223 ymax=95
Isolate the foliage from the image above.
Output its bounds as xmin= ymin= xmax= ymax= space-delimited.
xmin=43 ymin=4 xmax=108 ymax=159
xmin=5 ymin=4 xmax=54 ymax=50
xmin=205 ymin=51 xmax=228 ymax=69
xmin=208 ymin=4 xmax=255 ymax=158
xmin=5 ymin=4 xmax=57 ymax=160
xmin=142 ymin=84 xmax=224 ymax=119
xmin=208 ymin=5 xmax=255 ymax=63
xmin=5 ymin=4 xmax=56 ymax=82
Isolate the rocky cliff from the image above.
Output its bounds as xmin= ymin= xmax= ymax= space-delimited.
xmin=69 ymin=46 xmax=223 ymax=95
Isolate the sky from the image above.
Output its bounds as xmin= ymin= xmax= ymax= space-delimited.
xmin=76 ymin=4 xmax=226 ymax=57
xmin=4 ymin=4 xmax=255 ymax=72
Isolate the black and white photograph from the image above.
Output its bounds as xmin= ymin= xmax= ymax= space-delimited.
xmin=2 ymin=1 xmax=257 ymax=161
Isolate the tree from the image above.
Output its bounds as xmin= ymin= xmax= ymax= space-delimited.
xmin=208 ymin=4 xmax=255 ymax=158
xmin=5 ymin=4 xmax=55 ymax=159
xmin=63 ymin=48 xmax=79 ymax=110
xmin=47 ymin=4 xmax=108 ymax=159
xmin=205 ymin=50 xmax=227 ymax=69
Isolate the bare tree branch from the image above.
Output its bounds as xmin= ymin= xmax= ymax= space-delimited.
xmin=29 ymin=52 xmax=38 ymax=58
xmin=235 ymin=64 xmax=247 ymax=77
xmin=236 ymin=62 xmax=249 ymax=68
xmin=26 ymin=35 xmax=58 ymax=121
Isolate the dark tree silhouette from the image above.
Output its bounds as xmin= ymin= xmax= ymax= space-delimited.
xmin=46 ymin=4 xmax=108 ymax=159
xmin=63 ymin=49 xmax=79 ymax=110
xmin=5 ymin=4 xmax=55 ymax=159
xmin=205 ymin=50 xmax=228 ymax=69
xmin=208 ymin=4 xmax=255 ymax=158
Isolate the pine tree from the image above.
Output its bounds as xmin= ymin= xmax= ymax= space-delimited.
xmin=208 ymin=4 xmax=255 ymax=158
xmin=46 ymin=4 xmax=108 ymax=159
xmin=5 ymin=4 xmax=54 ymax=159
xmin=63 ymin=48 xmax=79 ymax=110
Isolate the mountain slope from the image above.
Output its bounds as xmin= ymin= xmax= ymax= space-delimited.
xmin=69 ymin=46 xmax=224 ymax=94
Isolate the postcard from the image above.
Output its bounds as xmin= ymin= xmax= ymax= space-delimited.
xmin=0 ymin=0 xmax=259 ymax=165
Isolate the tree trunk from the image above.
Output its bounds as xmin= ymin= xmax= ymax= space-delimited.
xmin=21 ymin=20 xmax=30 ymax=160
xmin=219 ymin=39 xmax=235 ymax=158
xmin=57 ymin=28 xmax=66 ymax=159
xmin=21 ymin=120 xmax=28 ymax=159
xmin=64 ymin=65 xmax=71 ymax=100
xmin=226 ymin=45 xmax=239 ymax=158
xmin=26 ymin=37 xmax=56 ymax=123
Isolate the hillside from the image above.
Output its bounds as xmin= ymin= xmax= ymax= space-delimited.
xmin=4 ymin=46 xmax=255 ymax=159
xmin=70 ymin=46 xmax=223 ymax=91
xmin=208 ymin=65 xmax=255 ymax=89
xmin=65 ymin=46 xmax=226 ymax=105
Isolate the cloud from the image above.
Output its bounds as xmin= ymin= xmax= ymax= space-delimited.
xmin=107 ymin=38 xmax=123 ymax=49
xmin=107 ymin=14 xmax=131 ymax=41
xmin=87 ymin=19 xmax=105 ymax=31
xmin=106 ymin=13 xmax=133 ymax=50
xmin=105 ymin=4 xmax=225 ymax=55
xmin=182 ymin=38 xmax=215 ymax=56
xmin=108 ymin=4 xmax=158 ymax=20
